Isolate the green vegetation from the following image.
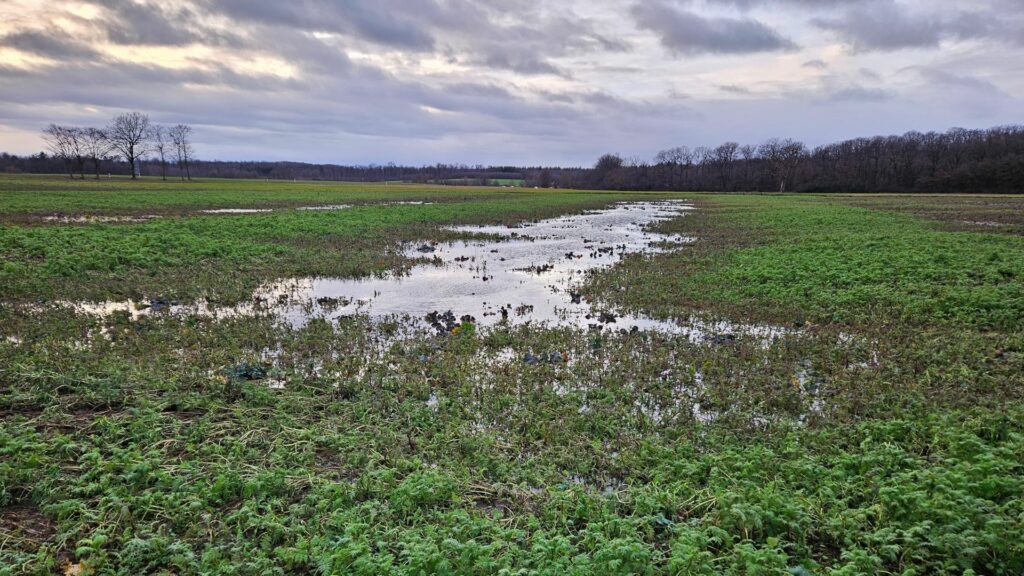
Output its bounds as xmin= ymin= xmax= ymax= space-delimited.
xmin=0 ymin=176 xmax=637 ymax=301
xmin=1 ymin=176 xmax=1022 ymax=575
xmin=592 ymin=195 xmax=1024 ymax=329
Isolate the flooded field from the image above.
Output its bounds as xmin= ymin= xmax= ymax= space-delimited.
xmin=49 ymin=200 xmax=784 ymax=342
xmin=2 ymin=177 xmax=1022 ymax=575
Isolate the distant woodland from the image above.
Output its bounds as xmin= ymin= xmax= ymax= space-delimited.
xmin=2 ymin=123 xmax=1021 ymax=193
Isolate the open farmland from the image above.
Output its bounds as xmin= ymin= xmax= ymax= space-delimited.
xmin=1 ymin=175 xmax=1023 ymax=575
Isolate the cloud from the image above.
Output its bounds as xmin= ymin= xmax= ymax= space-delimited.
xmin=0 ymin=29 xmax=100 ymax=60
xmin=0 ymin=0 xmax=1021 ymax=165
xmin=812 ymin=0 xmax=1012 ymax=52
xmin=630 ymin=1 xmax=796 ymax=55
xmin=718 ymin=84 xmax=752 ymax=95
xmin=86 ymin=0 xmax=241 ymax=47
xmin=825 ymin=86 xmax=892 ymax=103
xmin=903 ymin=66 xmax=1011 ymax=98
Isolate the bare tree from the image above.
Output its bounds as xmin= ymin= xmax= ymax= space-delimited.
xmin=168 ymin=124 xmax=194 ymax=180
xmin=692 ymin=146 xmax=713 ymax=189
xmin=593 ymin=153 xmax=624 ymax=188
xmin=538 ymin=168 xmax=553 ymax=188
xmin=759 ymin=138 xmax=806 ymax=192
xmin=713 ymin=142 xmax=739 ymax=189
xmin=80 ymin=128 xmax=112 ymax=179
xmin=151 ymin=125 xmax=170 ymax=180
xmin=41 ymin=124 xmax=83 ymax=179
xmin=107 ymin=112 xmax=151 ymax=179
xmin=739 ymin=144 xmax=757 ymax=189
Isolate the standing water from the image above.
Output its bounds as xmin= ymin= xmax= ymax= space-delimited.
xmin=50 ymin=200 xmax=785 ymax=341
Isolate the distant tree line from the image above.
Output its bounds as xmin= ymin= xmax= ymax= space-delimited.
xmin=572 ymin=125 xmax=1024 ymax=193
xmin=4 ymin=122 xmax=1021 ymax=193
xmin=37 ymin=112 xmax=194 ymax=180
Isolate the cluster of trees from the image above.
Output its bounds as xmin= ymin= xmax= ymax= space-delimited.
xmin=6 ymin=120 xmax=1022 ymax=193
xmin=579 ymin=125 xmax=1024 ymax=193
xmin=182 ymin=161 xmax=529 ymax=184
xmin=40 ymin=112 xmax=194 ymax=180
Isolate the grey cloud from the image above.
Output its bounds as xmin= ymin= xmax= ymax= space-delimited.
xmin=0 ymin=30 xmax=100 ymax=60
xmin=813 ymin=0 xmax=1014 ymax=52
xmin=718 ymin=84 xmax=752 ymax=95
xmin=84 ymin=0 xmax=241 ymax=47
xmin=474 ymin=51 xmax=565 ymax=76
xmin=708 ymin=0 xmax=849 ymax=9
xmin=903 ymin=66 xmax=1011 ymax=98
xmin=207 ymin=0 xmax=437 ymax=50
xmin=1 ymin=0 xmax=1022 ymax=166
xmin=825 ymin=86 xmax=892 ymax=103
xmin=630 ymin=1 xmax=796 ymax=55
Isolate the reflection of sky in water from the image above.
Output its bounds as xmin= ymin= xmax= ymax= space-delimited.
xmin=270 ymin=200 xmax=695 ymax=330
xmin=52 ymin=201 xmax=788 ymax=341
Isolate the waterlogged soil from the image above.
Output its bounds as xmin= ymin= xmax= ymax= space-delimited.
xmin=49 ymin=201 xmax=783 ymax=341
xmin=25 ymin=200 xmax=435 ymax=223
xmin=273 ymin=201 xmax=693 ymax=330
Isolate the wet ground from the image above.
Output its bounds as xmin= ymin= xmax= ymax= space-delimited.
xmin=271 ymin=201 xmax=694 ymax=328
xmin=42 ymin=200 xmax=784 ymax=341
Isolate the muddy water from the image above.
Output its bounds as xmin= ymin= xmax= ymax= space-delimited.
xmin=48 ymin=200 xmax=785 ymax=341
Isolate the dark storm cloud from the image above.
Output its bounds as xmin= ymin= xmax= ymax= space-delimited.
xmin=630 ymin=1 xmax=795 ymax=55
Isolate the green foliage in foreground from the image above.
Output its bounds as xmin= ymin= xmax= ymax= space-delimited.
xmin=1 ymin=180 xmax=1022 ymax=574
xmin=2 ymin=388 xmax=1021 ymax=574
xmin=1 ymin=310 xmax=1021 ymax=575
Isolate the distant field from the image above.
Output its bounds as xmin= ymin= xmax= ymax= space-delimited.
xmin=1 ymin=175 xmax=1022 ymax=575
xmin=0 ymin=174 xmax=527 ymax=215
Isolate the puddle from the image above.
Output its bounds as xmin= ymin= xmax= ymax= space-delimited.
xmin=262 ymin=201 xmax=736 ymax=334
xmin=959 ymin=220 xmax=1003 ymax=227
xmin=200 ymin=208 xmax=274 ymax=214
xmin=297 ymin=204 xmax=353 ymax=211
xmin=259 ymin=200 xmax=784 ymax=341
xmin=40 ymin=215 xmax=160 ymax=224
xmin=34 ymin=200 xmax=786 ymax=342
xmin=210 ymin=202 xmax=433 ymax=213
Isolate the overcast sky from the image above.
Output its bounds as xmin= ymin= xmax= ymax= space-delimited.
xmin=1 ymin=0 xmax=1021 ymax=165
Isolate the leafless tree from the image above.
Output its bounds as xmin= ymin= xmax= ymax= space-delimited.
xmin=538 ymin=169 xmax=553 ymax=188
xmin=759 ymin=138 xmax=806 ymax=192
xmin=107 ymin=112 xmax=151 ymax=179
xmin=168 ymin=124 xmax=194 ymax=180
xmin=739 ymin=144 xmax=757 ymax=189
xmin=151 ymin=125 xmax=170 ymax=180
xmin=41 ymin=124 xmax=83 ymax=178
xmin=80 ymin=128 xmax=112 ymax=179
xmin=713 ymin=142 xmax=739 ymax=189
